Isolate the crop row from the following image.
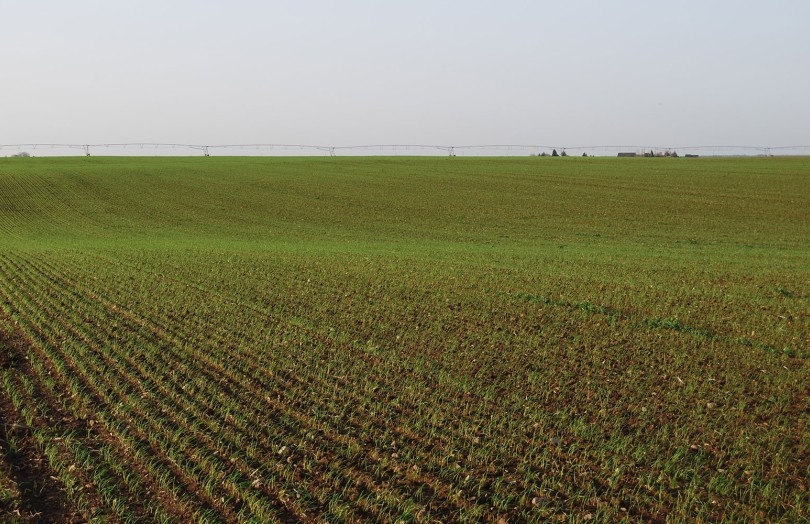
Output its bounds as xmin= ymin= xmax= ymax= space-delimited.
xmin=0 ymin=249 xmax=805 ymax=522
xmin=2 ymin=253 xmax=512 ymax=521
xmin=17 ymin=253 xmax=544 ymax=520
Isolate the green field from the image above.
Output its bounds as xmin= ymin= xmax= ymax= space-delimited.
xmin=0 ymin=156 xmax=807 ymax=523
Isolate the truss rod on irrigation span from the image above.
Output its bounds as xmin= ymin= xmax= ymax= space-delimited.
xmin=0 ymin=143 xmax=93 ymax=156
xmin=2 ymin=143 xmax=810 ymax=157
xmin=208 ymin=144 xmax=341 ymax=156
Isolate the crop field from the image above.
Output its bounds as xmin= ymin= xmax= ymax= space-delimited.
xmin=0 ymin=156 xmax=807 ymax=523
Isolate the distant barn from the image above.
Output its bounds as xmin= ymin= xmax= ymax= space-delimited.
xmin=618 ymin=152 xmax=637 ymax=157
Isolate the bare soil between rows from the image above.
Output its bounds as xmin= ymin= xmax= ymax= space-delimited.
xmin=0 ymin=315 xmax=83 ymax=523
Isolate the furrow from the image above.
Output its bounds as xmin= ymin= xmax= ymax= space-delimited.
xmin=27 ymin=253 xmax=481 ymax=518
xmin=0 ymin=256 xmax=243 ymax=523
xmin=5 ymin=254 xmax=398 ymax=522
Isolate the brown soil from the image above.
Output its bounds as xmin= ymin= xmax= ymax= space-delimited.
xmin=0 ymin=317 xmax=84 ymax=523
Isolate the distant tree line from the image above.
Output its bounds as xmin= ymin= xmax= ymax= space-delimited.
xmin=534 ymin=149 xmax=581 ymax=157
xmin=532 ymin=149 xmax=684 ymax=158
xmin=643 ymin=150 xmax=679 ymax=157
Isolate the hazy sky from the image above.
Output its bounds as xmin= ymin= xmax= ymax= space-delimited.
xmin=3 ymin=1 xmax=809 ymax=149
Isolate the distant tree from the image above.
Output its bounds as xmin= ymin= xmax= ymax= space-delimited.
xmin=551 ymin=149 xmax=559 ymax=157
xmin=11 ymin=151 xmax=31 ymax=158
xmin=582 ymin=152 xmax=588 ymax=157
xmin=561 ymin=150 xmax=568 ymax=157
xmin=671 ymin=150 xmax=679 ymax=158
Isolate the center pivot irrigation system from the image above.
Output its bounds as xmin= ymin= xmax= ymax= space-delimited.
xmin=2 ymin=143 xmax=809 ymax=157
xmin=0 ymin=143 xmax=474 ymax=157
